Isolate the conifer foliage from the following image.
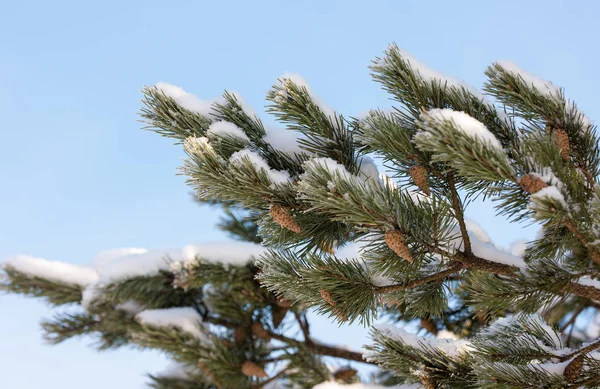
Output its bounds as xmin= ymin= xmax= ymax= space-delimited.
xmin=4 ymin=43 xmax=600 ymax=388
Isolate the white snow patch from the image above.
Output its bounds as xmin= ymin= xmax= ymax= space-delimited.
xmin=437 ymin=330 xmax=460 ymax=340
xmin=276 ymin=73 xmax=336 ymax=119
xmin=424 ymin=109 xmax=503 ymax=150
xmin=207 ymin=121 xmax=250 ymax=142
xmin=577 ymin=276 xmax=600 ymax=290
xmin=182 ymin=241 xmax=265 ymax=267
xmin=373 ymin=324 xmax=472 ymax=359
xmin=98 ymin=249 xmax=182 ymax=283
xmin=465 ymin=220 xmax=490 ymax=243
xmin=115 ymin=300 xmax=145 ymax=315
xmin=91 ymin=248 xmax=148 ymax=270
xmin=357 ymin=156 xmax=380 ymax=182
xmin=530 ymin=186 xmax=568 ymax=209
xmin=313 ymin=382 xmax=411 ymax=389
xmin=154 ymin=82 xmax=222 ymax=117
xmin=4 ymin=255 xmax=98 ymax=286
xmin=155 ymin=361 xmax=200 ymax=380
xmin=229 ymin=149 xmax=291 ymax=186
xmin=528 ymin=359 xmax=571 ymax=375
xmin=510 ymin=240 xmax=529 ymax=257
xmin=495 ymin=61 xmax=560 ymax=98
xmin=136 ymin=307 xmax=205 ymax=340
xmin=263 ymin=126 xmax=304 ymax=155
xmin=392 ymin=48 xmax=484 ymax=101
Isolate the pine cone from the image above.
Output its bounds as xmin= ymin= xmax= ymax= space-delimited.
xmin=410 ymin=165 xmax=430 ymax=196
xmin=332 ymin=306 xmax=349 ymax=322
xmin=320 ymin=240 xmax=335 ymax=254
xmin=272 ymin=305 xmax=288 ymax=328
xmin=251 ymin=322 xmax=271 ymax=341
xmin=520 ymin=174 xmax=547 ymax=194
xmin=385 ymin=230 xmax=413 ymax=262
xmin=320 ymin=289 xmax=336 ymax=306
xmin=320 ymin=289 xmax=348 ymax=322
xmin=420 ymin=318 xmax=438 ymax=335
xmin=420 ymin=374 xmax=436 ymax=389
xmin=270 ymin=205 xmax=300 ymax=233
xmin=221 ymin=339 xmax=235 ymax=349
xmin=333 ymin=367 xmax=357 ymax=382
xmin=552 ymin=128 xmax=570 ymax=160
xmin=564 ymin=355 xmax=584 ymax=383
xmin=241 ymin=361 xmax=268 ymax=378
xmin=234 ymin=327 xmax=247 ymax=344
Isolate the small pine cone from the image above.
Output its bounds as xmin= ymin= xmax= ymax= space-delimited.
xmin=270 ymin=205 xmax=300 ymax=233
xmin=241 ymin=361 xmax=268 ymax=378
xmin=420 ymin=318 xmax=438 ymax=335
xmin=420 ymin=375 xmax=436 ymax=389
xmin=333 ymin=367 xmax=357 ymax=382
xmin=320 ymin=240 xmax=335 ymax=254
xmin=564 ymin=355 xmax=584 ymax=383
xmin=385 ymin=230 xmax=413 ymax=262
xmin=234 ymin=327 xmax=247 ymax=344
xmin=410 ymin=165 xmax=431 ymax=196
xmin=251 ymin=322 xmax=271 ymax=341
xmin=332 ymin=306 xmax=349 ymax=322
xmin=591 ymin=249 xmax=600 ymax=265
xmin=272 ymin=305 xmax=288 ymax=328
xmin=552 ymin=128 xmax=570 ymax=160
xmin=221 ymin=339 xmax=235 ymax=349
xmin=520 ymin=174 xmax=547 ymax=194
xmin=320 ymin=289 xmax=336 ymax=306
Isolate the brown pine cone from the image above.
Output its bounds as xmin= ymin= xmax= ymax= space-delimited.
xmin=241 ymin=361 xmax=268 ymax=378
xmin=385 ymin=230 xmax=413 ymax=262
xmin=270 ymin=205 xmax=300 ymax=233
xmin=520 ymin=174 xmax=547 ymax=194
xmin=410 ymin=165 xmax=431 ymax=196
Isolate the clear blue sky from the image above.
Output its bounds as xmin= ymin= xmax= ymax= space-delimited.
xmin=1 ymin=0 xmax=599 ymax=387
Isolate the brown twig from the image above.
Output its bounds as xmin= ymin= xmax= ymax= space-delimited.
xmin=448 ymin=174 xmax=471 ymax=254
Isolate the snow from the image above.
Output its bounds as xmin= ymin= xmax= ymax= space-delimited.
xmin=423 ymin=109 xmax=503 ymax=150
xmin=263 ymin=126 xmax=304 ymax=155
xmin=485 ymin=315 xmax=563 ymax=349
xmin=90 ymin=248 xmax=148 ymax=270
xmin=229 ymin=148 xmax=291 ymax=186
xmin=136 ymin=307 xmax=205 ymax=340
xmin=577 ymin=276 xmax=600 ymax=290
xmin=390 ymin=47 xmax=484 ymax=101
xmin=465 ymin=219 xmax=490 ymax=243
xmin=447 ymin=225 xmax=527 ymax=270
xmin=4 ymin=255 xmax=98 ymax=286
xmin=98 ymin=249 xmax=182 ymax=283
xmin=275 ymin=73 xmax=336 ymax=119
xmin=530 ymin=186 xmax=568 ymax=209
xmin=357 ymin=156 xmax=380 ymax=182
xmin=495 ymin=61 xmax=560 ymax=98
xmin=437 ymin=330 xmax=460 ymax=340
xmin=155 ymin=361 xmax=200 ymax=380
xmin=154 ymin=82 xmax=222 ymax=117
xmin=587 ymin=312 xmax=600 ymax=339
xmin=470 ymin=234 xmax=527 ymax=270
xmin=81 ymin=284 xmax=102 ymax=310
xmin=373 ymin=324 xmax=472 ymax=359
xmin=115 ymin=300 xmax=145 ymax=315
xmin=313 ymin=382 xmax=415 ymax=389
xmin=510 ymin=240 xmax=529 ymax=257
xmin=494 ymin=61 xmax=592 ymax=131
xmin=181 ymin=241 xmax=265 ymax=267
xmin=528 ymin=360 xmax=571 ymax=375
xmin=207 ymin=121 xmax=250 ymax=142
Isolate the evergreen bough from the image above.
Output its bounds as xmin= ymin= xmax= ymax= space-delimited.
xmin=3 ymin=43 xmax=600 ymax=388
